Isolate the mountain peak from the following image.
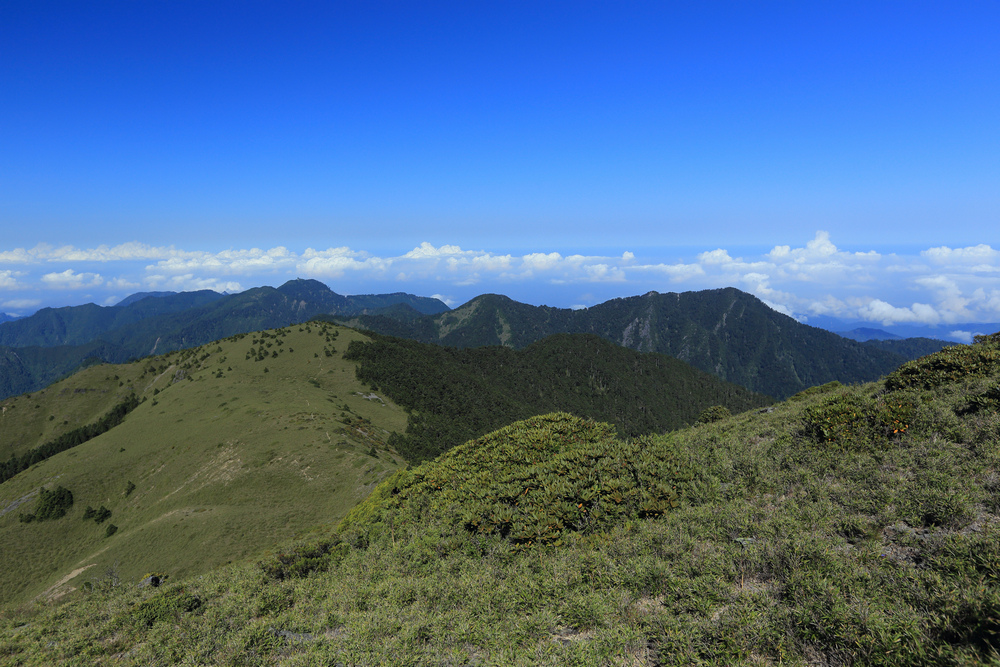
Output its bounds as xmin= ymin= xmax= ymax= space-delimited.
xmin=276 ymin=278 xmax=336 ymax=295
xmin=114 ymin=291 xmax=179 ymax=307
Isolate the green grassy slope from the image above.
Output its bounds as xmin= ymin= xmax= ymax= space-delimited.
xmin=1 ymin=352 xmax=152 ymax=463
xmin=2 ymin=335 xmax=999 ymax=665
xmin=0 ymin=322 xmax=408 ymax=606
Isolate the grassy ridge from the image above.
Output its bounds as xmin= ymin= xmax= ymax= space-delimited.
xmin=0 ymin=280 xmax=449 ymax=401
xmin=2 ymin=336 xmax=999 ymax=664
xmin=1 ymin=356 xmax=152 ymax=464
xmin=0 ymin=322 xmax=408 ymax=605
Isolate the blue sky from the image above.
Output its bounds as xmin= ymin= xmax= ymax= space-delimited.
xmin=1 ymin=2 xmax=998 ymax=337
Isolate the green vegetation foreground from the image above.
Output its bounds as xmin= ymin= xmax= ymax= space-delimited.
xmin=2 ymin=336 xmax=1000 ymax=665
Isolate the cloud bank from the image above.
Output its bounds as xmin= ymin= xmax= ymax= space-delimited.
xmin=1 ymin=234 xmax=999 ymax=326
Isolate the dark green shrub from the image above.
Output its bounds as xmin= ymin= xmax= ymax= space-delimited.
xmin=259 ymin=540 xmax=349 ymax=581
xmin=789 ymin=381 xmax=842 ymax=402
xmin=105 ymin=524 xmax=118 ymax=537
xmin=803 ymin=392 xmax=913 ymax=451
xmin=961 ymin=383 xmax=1000 ymax=415
xmin=28 ymin=486 xmax=74 ymax=521
xmin=93 ymin=506 xmax=112 ymax=524
xmin=696 ymin=405 xmax=731 ymax=424
xmin=346 ymin=414 xmax=691 ymax=549
xmin=253 ymin=587 xmax=294 ymax=616
xmin=130 ymin=586 xmax=202 ymax=628
xmin=0 ymin=394 xmax=140 ymax=485
xmin=886 ymin=337 xmax=1000 ymax=390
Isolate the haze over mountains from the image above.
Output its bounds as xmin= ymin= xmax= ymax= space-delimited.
xmin=0 ymin=279 xmax=951 ymax=401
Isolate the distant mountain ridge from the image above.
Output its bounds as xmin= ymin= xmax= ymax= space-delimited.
xmin=0 ymin=291 xmax=227 ymax=348
xmin=0 ymin=280 xmax=449 ymax=400
xmin=860 ymin=337 xmax=950 ymax=359
xmin=113 ymin=291 xmax=179 ymax=307
xmin=338 ymin=288 xmax=922 ymax=399
xmin=0 ymin=282 xmax=959 ymax=402
xmin=838 ymin=327 xmax=901 ymax=341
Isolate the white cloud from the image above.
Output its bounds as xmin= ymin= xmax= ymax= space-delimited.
xmin=2 ymin=298 xmax=40 ymax=310
xmin=631 ymin=262 xmax=705 ymax=282
xmin=0 ymin=248 xmax=34 ymax=263
xmin=0 ymin=270 xmax=20 ymax=288
xmin=430 ymin=293 xmax=456 ymax=307
xmin=857 ymin=299 xmax=942 ymax=326
xmin=923 ymin=244 xmax=1000 ymax=270
xmin=40 ymin=269 xmax=104 ymax=289
xmin=403 ymin=242 xmax=468 ymax=259
xmin=521 ymin=252 xmax=563 ymax=271
xmin=698 ymin=248 xmax=733 ymax=265
xmin=146 ymin=274 xmax=243 ymax=293
xmin=297 ymin=247 xmax=390 ymax=278
xmin=107 ymin=277 xmax=141 ymax=289
xmin=0 ymin=242 xmax=182 ymax=264
xmin=948 ymin=330 xmax=978 ymax=343
xmin=7 ymin=233 xmax=1000 ymax=327
xmin=583 ymin=263 xmax=626 ymax=282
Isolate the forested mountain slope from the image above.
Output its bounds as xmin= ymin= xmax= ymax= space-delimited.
xmin=344 ymin=332 xmax=772 ymax=462
xmin=0 ymin=291 xmax=226 ymax=348
xmin=861 ymin=336 xmax=949 ymax=359
xmin=343 ymin=287 xmax=913 ymax=399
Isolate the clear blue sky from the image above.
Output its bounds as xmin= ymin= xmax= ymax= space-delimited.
xmin=2 ymin=1 xmax=998 ymax=336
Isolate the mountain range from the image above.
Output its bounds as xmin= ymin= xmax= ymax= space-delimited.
xmin=0 ymin=280 xmax=956 ymax=402
xmin=0 ymin=280 xmax=447 ymax=400
xmin=337 ymin=288 xmax=951 ymax=399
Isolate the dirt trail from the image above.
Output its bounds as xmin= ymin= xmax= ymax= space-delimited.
xmin=35 ymin=564 xmax=96 ymax=602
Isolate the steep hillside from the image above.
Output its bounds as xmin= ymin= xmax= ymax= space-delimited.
xmin=0 ymin=322 xmax=408 ymax=605
xmin=345 ymin=288 xmax=912 ymax=399
xmin=3 ymin=334 xmax=998 ymax=665
xmin=0 ymin=280 xmax=450 ymax=400
xmin=344 ymin=332 xmax=772 ymax=462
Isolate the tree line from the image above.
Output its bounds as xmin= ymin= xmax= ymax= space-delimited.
xmin=0 ymin=393 xmax=141 ymax=484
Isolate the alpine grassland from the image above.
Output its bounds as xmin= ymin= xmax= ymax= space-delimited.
xmin=2 ymin=334 xmax=999 ymax=665
xmin=0 ymin=322 xmax=408 ymax=605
